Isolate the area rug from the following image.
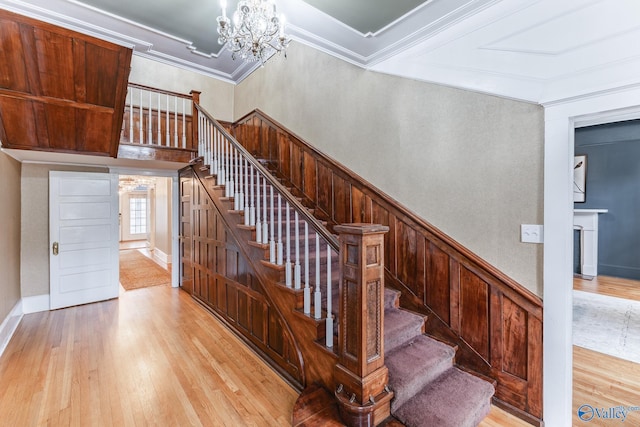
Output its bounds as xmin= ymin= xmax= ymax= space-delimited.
xmin=573 ymin=290 xmax=640 ymax=363
xmin=119 ymin=249 xmax=171 ymax=291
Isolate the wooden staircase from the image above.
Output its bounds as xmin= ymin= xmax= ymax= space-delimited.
xmin=179 ymin=103 xmax=505 ymax=426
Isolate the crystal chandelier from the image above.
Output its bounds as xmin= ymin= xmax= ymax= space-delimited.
xmin=216 ymin=0 xmax=291 ymax=65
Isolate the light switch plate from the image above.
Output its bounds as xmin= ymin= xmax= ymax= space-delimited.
xmin=521 ymin=224 xmax=543 ymax=243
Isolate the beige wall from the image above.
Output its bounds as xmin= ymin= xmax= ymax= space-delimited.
xmin=153 ymin=177 xmax=172 ymax=258
xmin=129 ymin=55 xmax=235 ymax=122
xmin=234 ymin=43 xmax=544 ymax=296
xmin=0 ymin=152 xmax=22 ymax=320
xmin=21 ymin=164 xmax=107 ymax=298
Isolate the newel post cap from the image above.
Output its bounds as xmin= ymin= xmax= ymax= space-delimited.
xmin=334 ymin=223 xmax=389 ymax=235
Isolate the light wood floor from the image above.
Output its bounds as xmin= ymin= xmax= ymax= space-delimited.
xmin=573 ymin=275 xmax=640 ymax=425
xmin=0 ymin=286 xmax=297 ymax=426
xmin=0 ymin=285 xmax=531 ymax=426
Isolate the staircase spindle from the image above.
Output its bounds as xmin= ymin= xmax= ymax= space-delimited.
xmin=304 ymin=222 xmax=310 ymax=314
xmin=269 ymin=185 xmax=276 ymax=263
xmin=244 ymin=158 xmax=250 ymax=225
xmin=277 ymin=194 xmax=283 ymax=266
xmin=148 ymin=90 xmax=152 ymax=145
xmin=219 ymin=134 xmax=226 ymax=188
xmin=128 ymin=89 xmax=133 ymax=143
xmin=326 ymin=244 xmax=333 ymax=348
xmin=294 ymin=211 xmax=301 ymax=289
xmin=249 ymin=165 xmax=256 ymax=226
xmin=165 ymin=94 xmax=170 ymax=146
xmin=256 ymin=169 xmax=262 ymax=243
xmin=314 ymin=232 xmax=321 ymax=320
xmin=262 ymin=175 xmax=268 ymax=244
xmin=207 ymin=122 xmax=213 ymax=167
xmin=139 ymin=89 xmax=143 ymax=144
xmin=233 ymin=147 xmax=242 ymax=211
xmin=228 ymin=142 xmax=235 ymax=199
xmin=157 ymin=92 xmax=161 ymax=145
xmin=285 ymin=201 xmax=292 ymax=287
xmin=212 ymin=128 xmax=219 ymax=175
xmin=174 ymin=97 xmax=178 ymax=148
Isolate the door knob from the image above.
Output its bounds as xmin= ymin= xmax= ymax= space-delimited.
xmin=52 ymin=242 xmax=59 ymax=256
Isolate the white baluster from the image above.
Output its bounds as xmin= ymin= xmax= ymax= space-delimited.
xmin=207 ymin=123 xmax=213 ymax=167
xmin=326 ymin=244 xmax=333 ymax=348
xmin=294 ymin=211 xmax=301 ymax=290
xmin=212 ymin=128 xmax=219 ymax=175
xmin=182 ymin=98 xmax=186 ymax=149
xmin=249 ymin=164 xmax=256 ymax=226
xmin=285 ymin=202 xmax=292 ymax=287
xmin=157 ymin=92 xmax=161 ymax=145
xmin=148 ymin=90 xmax=153 ymax=145
xmin=269 ymin=186 xmax=276 ymax=263
xmin=256 ymin=170 xmax=262 ymax=243
xmin=198 ymin=115 xmax=203 ymax=159
xmin=228 ymin=143 xmax=235 ymax=199
xmin=174 ymin=96 xmax=178 ymax=148
xmin=128 ymin=88 xmax=133 ymax=143
xmin=262 ymin=175 xmax=268 ymax=244
xmin=234 ymin=148 xmax=241 ymax=211
xmin=304 ymin=222 xmax=310 ymax=314
xmin=166 ymin=94 xmax=170 ymax=146
xmin=244 ymin=158 xmax=250 ymax=225
xmin=314 ymin=232 xmax=322 ymax=320
xmin=139 ymin=88 xmax=143 ymax=144
xmin=277 ymin=194 xmax=283 ymax=266
xmin=219 ymin=135 xmax=226 ymax=188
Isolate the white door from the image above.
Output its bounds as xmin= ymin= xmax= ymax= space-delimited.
xmin=49 ymin=171 xmax=119 ymax=310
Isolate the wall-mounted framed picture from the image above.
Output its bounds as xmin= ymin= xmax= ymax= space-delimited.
xmin=574 ymin=155 xmax=587 ymax=202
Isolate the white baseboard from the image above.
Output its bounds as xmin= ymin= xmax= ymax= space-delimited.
xmin=152 ymin=248 xmax=171 ymax=265
xmin=0 ymin=300 xmax=23 ymax=359
xmin=22 ymin=294 xmax=50 ymax=314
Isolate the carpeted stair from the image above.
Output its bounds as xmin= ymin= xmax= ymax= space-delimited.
xmin=384 ymin=289 xmax=494 ymax=427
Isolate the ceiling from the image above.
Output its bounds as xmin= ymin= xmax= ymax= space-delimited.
xmin=1 ymin=0 xmax=639 ymax=104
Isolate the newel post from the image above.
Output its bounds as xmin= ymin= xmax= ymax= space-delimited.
xmin=190 ymin=90 xmax=201 ymax=155
xmin=333 ymin=223 xmax=393 ymax=427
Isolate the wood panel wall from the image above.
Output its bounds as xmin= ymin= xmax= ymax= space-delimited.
xmin=179 ymin=167 xmax=304 ymax=386
xmin=233 ymin=110 xmax=543 ymax=424
xmin=0 ymin=9 xmax=131 ymax=157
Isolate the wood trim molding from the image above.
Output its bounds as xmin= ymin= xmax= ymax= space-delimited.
xmin=232 ymin=109 xmax=544 ymax=424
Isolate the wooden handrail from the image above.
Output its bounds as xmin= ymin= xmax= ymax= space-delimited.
xmin=195 ymin=104 xmax=339 ymax=252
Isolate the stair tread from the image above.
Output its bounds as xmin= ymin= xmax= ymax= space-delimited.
xmin=386 ymin=335 xmax=455 ymax=411
xmin=393 ymin=367 xmax=494 ymax=427
xmin=384 ymin=307 xmax=425 ymax=354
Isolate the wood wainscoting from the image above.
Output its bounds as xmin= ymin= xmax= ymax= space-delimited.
xmin=233 ymin=110 xmax=543 ymax=425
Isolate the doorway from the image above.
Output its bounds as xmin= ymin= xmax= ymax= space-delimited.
xmin=543 ymin=91 xmax=640 ymax=426
xmin=118 ymin=175 xmax=173 ymax=291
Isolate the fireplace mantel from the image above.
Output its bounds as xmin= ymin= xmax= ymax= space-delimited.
xmin=574 ymin=209 xmax=608 ymax=277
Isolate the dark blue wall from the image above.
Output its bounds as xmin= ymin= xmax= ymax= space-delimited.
xmin=575 ymin=119 xmax=640 ymax=280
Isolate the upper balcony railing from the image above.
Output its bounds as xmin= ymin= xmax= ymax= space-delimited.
xmin=119 ymin=84 xmax=199 ymax=161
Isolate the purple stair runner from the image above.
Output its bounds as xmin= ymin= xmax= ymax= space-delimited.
xmin=384 ymin=288 xmax=494 ymax=427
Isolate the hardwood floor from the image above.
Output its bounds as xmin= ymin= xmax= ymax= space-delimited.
xmin=0 ymin=285 xmax=533 ymax=426
xmin=573 ymin=275 xmax=640 ymax=425
xmin=574 ymin=274 xmax=640 ymax=302
xmin=0 ymin=286 xmax=297 ymax=426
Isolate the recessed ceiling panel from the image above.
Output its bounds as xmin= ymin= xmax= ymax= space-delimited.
xmin=303 ymin=0 xmax=430 ymax=34
xmin=79 ymin=0 xmax=224 ymax=55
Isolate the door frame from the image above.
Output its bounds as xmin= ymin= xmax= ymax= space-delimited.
xmin=110 ymin=167 xmax=179 ymax=288
xmin=542 ymin=88 xmax=640 ymax=426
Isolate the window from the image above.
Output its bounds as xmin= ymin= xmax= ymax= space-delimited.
xmin=129 ymin=195 xmax=147 ymax=235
